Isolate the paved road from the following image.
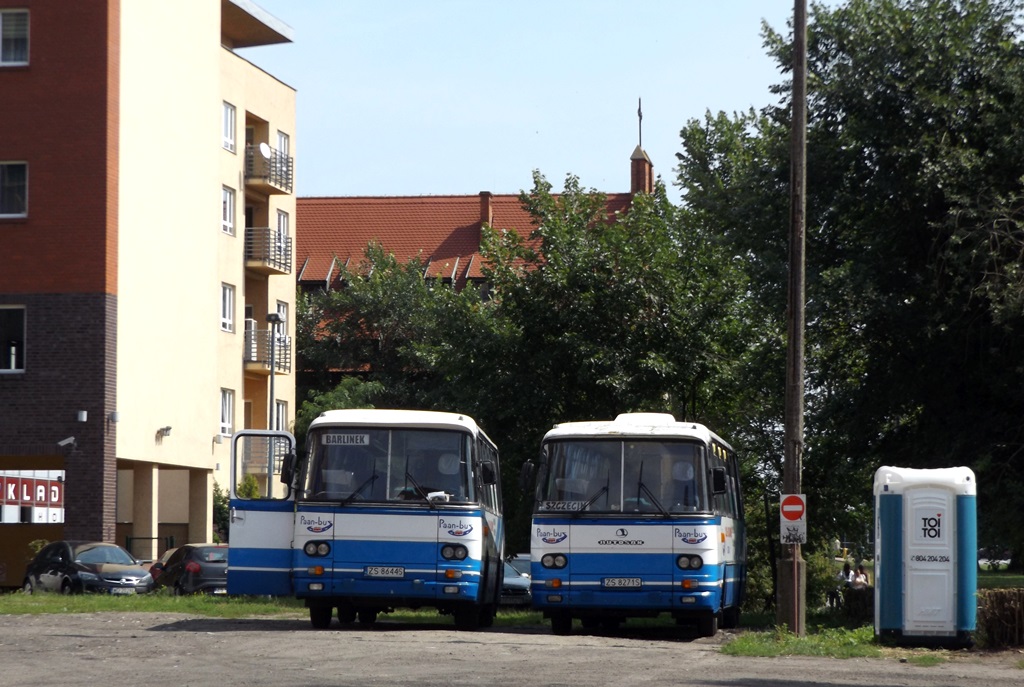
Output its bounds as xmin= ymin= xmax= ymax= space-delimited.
xmin=0 ymin=613 xmax=1021 ymax=687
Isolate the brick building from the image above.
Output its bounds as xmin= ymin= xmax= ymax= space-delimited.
xmin=0 ymin=0 xmax=297 ymax=583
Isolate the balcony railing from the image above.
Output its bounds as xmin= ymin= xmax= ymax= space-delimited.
xmin=240 ymin=435 xmax=287 ymax=476
xmin=245 ymin=227 xmax=292 ymax=275
xmin=244 ymin=144 xmax=294 ymax=194
xmin=244 ymin=328 xmax=291 ymax=373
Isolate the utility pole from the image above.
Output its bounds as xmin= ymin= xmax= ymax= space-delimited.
xmin=778 ymin=0 xmax=808 ymax=636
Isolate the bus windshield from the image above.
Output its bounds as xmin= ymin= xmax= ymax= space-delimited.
xmin=302 ymin=427 xmax=471 ymax=503
xmin=538 ymin=439 xmax=708 ymax=514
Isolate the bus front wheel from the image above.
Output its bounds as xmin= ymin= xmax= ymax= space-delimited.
xmin=551 ymin=613 xmax=573 ymax=636
xmin=309 ymin=604 xmax=333 ymax=629
xmin=698 ymin=611 xmax=719 ymax=638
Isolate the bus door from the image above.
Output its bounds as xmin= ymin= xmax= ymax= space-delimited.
xmin=228 ymin=430 xmax=296 ymax=596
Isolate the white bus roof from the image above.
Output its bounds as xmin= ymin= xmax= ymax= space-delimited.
xmin=309 ymin=408 xmax=483 ymax=435
xmin=542 ymin=413 xmax=731 ymax=450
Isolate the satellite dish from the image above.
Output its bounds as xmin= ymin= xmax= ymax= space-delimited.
xmin=259 ymin=142 xmax=272 ymax=159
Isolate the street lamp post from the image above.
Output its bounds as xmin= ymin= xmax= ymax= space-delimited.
xmin=265 ymin=311 xmax=284 ymax=498
xmin=265 ymin=312 xmax=284 ymax=431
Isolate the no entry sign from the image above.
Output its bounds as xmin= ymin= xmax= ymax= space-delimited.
xmin=780 ymin=493 xmax=807 ymax=544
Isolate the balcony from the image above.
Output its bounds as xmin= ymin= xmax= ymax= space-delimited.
xmin=245 ymin=144 xmax=293 ymax=194
xmin=240 ymin=435 xmax=287 ymax=475
xmin=244 ymin=327 xmax=292 ymax=374
xmin=246 ymin=227 xmax=292 ymax=275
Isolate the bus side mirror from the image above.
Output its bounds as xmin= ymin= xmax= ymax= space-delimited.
xmin=280 ymin=451 xmax=297 ymax=487
xmin=480 ymin=461 xmax=497 ymax=486
xmin=519 ymin=461 xmax=536 ymax=490
xmin=711 ymin=467 xmax=727 ymax=495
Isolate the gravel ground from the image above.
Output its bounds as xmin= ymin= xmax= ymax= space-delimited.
xmin=0 ymin=612 xmax=1021 ymax=687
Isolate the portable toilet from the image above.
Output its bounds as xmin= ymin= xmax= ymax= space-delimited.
xmin=873 ymin=466 xmax=977 ymax=647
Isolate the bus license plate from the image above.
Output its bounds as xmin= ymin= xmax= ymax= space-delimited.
xmin=365 ymin=566 xmax=404 ymax=578
xmin=602 ymin=577 xmax=641 ymax=588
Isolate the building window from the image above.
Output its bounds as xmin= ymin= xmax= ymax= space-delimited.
xmin=222 ymin=102 xmax=236 ymax=152
xmin=276 ymin=209 xmax=289 ymax=250
xmin=221 ymin=186 xmax=235 ymax=235
xmin=0 ymin=162 xmax=27 ymax=217
xmin=221 ymin=283 xmax=235 ymax=332
xmin=274 ymin=401 xmax=287 ymax=432
xmin=0 ymin=306 xmax=25 ymax=372
xmin=0 ymin=10 xmax=28 ymax=66
xmin=220 ymin=389 xmax=234 ymax=436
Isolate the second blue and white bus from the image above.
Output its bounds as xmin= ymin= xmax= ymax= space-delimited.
xmin=228 ymin=409 xmax=504 ymax=630
xmin=523 ymin=413 xmax=746 ymax=636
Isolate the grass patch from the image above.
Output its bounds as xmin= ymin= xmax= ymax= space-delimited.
xmin=904 ymin=653 xmax=946 ymax=667
xmin=0 ymin=590 xmax=547 ymax=626
xmin=723 ymin=623 xmax=881 ymax=659
xmin=978 ymin=570 xmax=1024 ymax=589
xmin=0 ymin=589 xmax=305 ymax=618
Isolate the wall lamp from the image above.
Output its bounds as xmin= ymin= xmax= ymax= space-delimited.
xmin=157 ymin=426 xmax=172 ymax=438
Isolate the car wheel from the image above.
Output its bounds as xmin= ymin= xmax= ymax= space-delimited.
xmin=22 ymin=579 xmax=33 ymax=595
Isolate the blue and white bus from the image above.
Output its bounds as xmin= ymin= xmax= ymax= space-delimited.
xmin=523 ymin=413 xmax=745 ymax=636
xmin=228 ymin=409 xmax=504 ymax=630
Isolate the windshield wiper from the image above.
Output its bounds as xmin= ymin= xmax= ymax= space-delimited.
xmin=402 ymin=471 xmax=436 ymax=508
xmin=341 ymin=471 xmax=378 ymax=505
xmin=571 ymin=477 xmax=609 ymax=519
xmin=634 ymin=462 xmax=669 ymax=517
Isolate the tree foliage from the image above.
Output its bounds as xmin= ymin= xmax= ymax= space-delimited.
xmin=677 ymin=0 xmax=1024 ymax=563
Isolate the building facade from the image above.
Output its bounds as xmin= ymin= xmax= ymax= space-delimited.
xmin=0 ymin=0 xmax=296 ymax=583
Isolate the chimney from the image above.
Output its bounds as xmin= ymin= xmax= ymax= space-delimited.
xmin=479 ymin=191 xmax=493 ymax=226
xmin=630 ymin=146 xmax=653 ymax=195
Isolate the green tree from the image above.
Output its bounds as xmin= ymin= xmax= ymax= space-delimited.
xmin=237 ymin=474 xmax=260 ymax=499
xmin=676 ymin=0 xmax=1024 ymax=566
xmin=213 ymin=482 xmax=229 ymax=542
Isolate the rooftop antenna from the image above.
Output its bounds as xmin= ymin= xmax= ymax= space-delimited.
xmin=637 ymin=97 xmax=643 ymax=148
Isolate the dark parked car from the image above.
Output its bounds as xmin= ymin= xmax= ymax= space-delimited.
xmin=144 ymin=547 xmax=178 ymax=582
xmin=22 ymin=541 xmax=154 ymax=595
xmin=153 ymin=543 xmax=228 ymax=595
xmin=507 ymin=553 xmax=531 ymax=578
xmin=501 ymin=561 xmax=532 ymax=607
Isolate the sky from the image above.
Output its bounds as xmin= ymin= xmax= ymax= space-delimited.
xmin=240 ymin=1 xmax=812 ymax=199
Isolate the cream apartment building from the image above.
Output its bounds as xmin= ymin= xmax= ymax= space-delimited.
xmin=0 ymin=0 xmax=297 ymax=582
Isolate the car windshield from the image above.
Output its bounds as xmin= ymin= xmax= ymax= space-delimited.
xmin=74 ymin=544 xmax=136 ymax=565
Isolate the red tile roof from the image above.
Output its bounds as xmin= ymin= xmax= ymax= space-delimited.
xmin=297 ymin=191 xmax=635 ymax=290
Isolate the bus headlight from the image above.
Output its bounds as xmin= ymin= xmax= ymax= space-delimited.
xmin=304 ymin=541 xmax=331 ymax=557
xmin=676 ymin=554 xmax=703 ymax=570
xmin=541 ymin=553 xmax=567 ymax=569
xmin=440 ymin=544 xmax=468 ymax=560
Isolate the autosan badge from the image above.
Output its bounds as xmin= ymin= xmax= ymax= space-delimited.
xmin=301 ymin=515 xmax=334 ymax=534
